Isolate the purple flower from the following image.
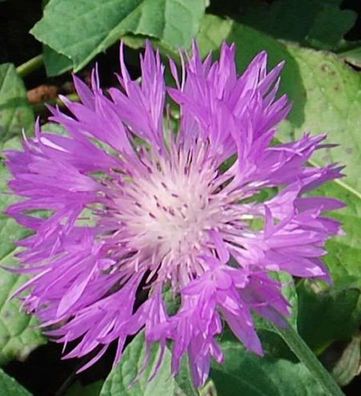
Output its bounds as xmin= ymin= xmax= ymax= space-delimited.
xmin=5 ymin=42 xmax=342 ymax=387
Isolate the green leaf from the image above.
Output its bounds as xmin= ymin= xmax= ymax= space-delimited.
xmin=100 ymin=331 xmax=197 ymax=396
xmin=43 ymin=45 xmax=73 ymax=77
xmin=31 ymin=0 xmax=207 ymax=72
xmin=199 ymin=380 xmax=217 ymax=396
xmin=270 ymin=43 xmax=361 ymax=364
xmin=0 ymin=68 xmax=41 ymax=365
xmin=0 ymin=64 xmax=34 ymax=144
xmin=239 ymin=0 xmax=356 ymax=51
xmin=297 ymin=281 xmax=361 ymax=354
xmin=306 ymin=4 xmax=356 ymax=51
xmin=312 ymin=182 xmax=361 ymax=288
xmin=278 ymin=45 xmax=361 ymax=289
xmin=174 ymin=357 xmax=199 ymax=396
xmin=0 ymin=163 xmax=46 ymax=365
xmin=332 ymin=335 xmax=361 ymax=386
xmin=211 ymin=341 xmax=325 ymax=396
xmin=271 ymin=324 xmax=344 ymax=396
xmin=282 ymin=46 xmax=361 ymax=194
xmin=0 ymin=369 xmax=31 ymax=396
xmin=339 ymin=45 xmax=361 ymax=68
xmin=65 ymin=380 xmax=103 ymax=396
xmin=0 ymin=163 xmax=28 ymax=258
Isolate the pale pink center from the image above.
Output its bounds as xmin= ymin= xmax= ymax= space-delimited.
xmin=115 ymin=142 xmax=233 ymax=286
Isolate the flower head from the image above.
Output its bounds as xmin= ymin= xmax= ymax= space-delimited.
xmin=6 ymin=41 xmax=342 ymax=387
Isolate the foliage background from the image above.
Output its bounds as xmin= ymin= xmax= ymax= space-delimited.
xmin=1 ymin=0 xmax=361 ymax=395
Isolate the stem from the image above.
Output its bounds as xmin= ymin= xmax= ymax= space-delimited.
xmin=271 ymin=323 xmax=344 ymax=396
xmin=16 ymin=55 xmax=44 ymax=78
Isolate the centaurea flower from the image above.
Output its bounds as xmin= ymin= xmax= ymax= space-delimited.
xmin=5 ymin=42 xmax=342 ymax=387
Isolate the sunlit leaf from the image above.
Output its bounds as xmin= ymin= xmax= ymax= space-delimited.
xmin=31 ymin=0 xmax=207 ymax=73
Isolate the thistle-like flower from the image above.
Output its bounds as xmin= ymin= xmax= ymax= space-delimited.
xmin=5 ymin=42 xmax=342 ymax=387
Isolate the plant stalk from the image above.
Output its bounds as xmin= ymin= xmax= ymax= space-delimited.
xmin=272 ymin=323 xmax=345 ymax=396
xmin=16 ymin=55 xmax=44 ymax=78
